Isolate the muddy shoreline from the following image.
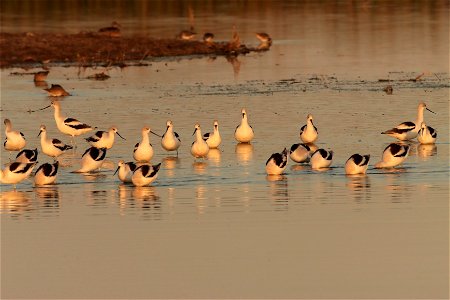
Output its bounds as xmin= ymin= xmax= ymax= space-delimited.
xmin=0 ymin=32 xmax=265 ymax=69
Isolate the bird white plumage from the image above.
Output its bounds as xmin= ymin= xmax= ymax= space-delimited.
xmin=310 ymin=149 xmax=333 ymax=169
xmin=133 ymin=126 xmax=154 ymax=162
xmin=417 ymin=122 xmax=437 ymax=144
xmin=114 ymin=160 xmax=137 ymax=183
xmin=38 ymin=125 xmax=73 ymax=159
xmin=3 ymin=118 xmax=26 ymax=154
xmin=0 ymin=162 xmax=37 ymax=188
xmin=203 ymin=120 xmax=221 ymax=149
xmin=235 ymin=108 xmax=254 ymax=143
xmin=345 ymin=154 xmax=370 ymax=175
xmin=299 ymin=114 xmax=318 ymax=144
xmin=74 ymin=147 xmax=107 ymax=173
xmin=191 ymin=123 xmax=209 ymax=158
xmin=131 ymin=163 xmax=161 ymax=187
xmin=289 ymin=143 xmax=310 ymax=163
xmin=265 ymin=148 xmax=288 ymax=175
xmin=86 ymin=126 xmax=125 ymax=149
xmin=15 ymin=148 xmax=38 ymax=163
xmin=34 ymin=161 xmax=59 ymax=185
xmin=374 ymin=143 xmax=410 ymax=168
xmin=161 ymin=120 xmax=181 ymax=156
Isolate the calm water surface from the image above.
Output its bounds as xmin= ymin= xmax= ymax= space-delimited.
xmin=1 ymin=1 xmax=449 ymax=299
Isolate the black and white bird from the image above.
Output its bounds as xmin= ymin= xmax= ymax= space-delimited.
xmin=310 ymin=148 xmax=333 ymax=169
xmin=417 ymin=122 xmax=437 ymax=144
xmin=38 ymin=125 xmax=73 ymax=159
xmin=131 ymin=163 xmax=161 ymax=187
xmin=74 ymin=147 xmax=107 ymax=173
xmin=374 ymin=143 xmax=410 ymax=168
xmin=265 ymin=148 xmax=288 ymax=175
xmin=15 ymin=148 xmax=38 ymax=163
xmin=345 ymin=154 xmax=370 ymax=175
xmin=3 ymin=118 xmax=26 ymax=157
xmin=289 ymin=143 xmax=311 ymax=163
xmin=381 ymin=102 xmax=435 ymax=141
xmin=191 ymin=123 xmax=209 ymax=158
xmin=203 ymin=120 xmax=221 ymax=149
xmin=299 ymin=114 xmax=318 ymax=144
xmin=114 ymin=160 xmax=137 ymax=183
xmin=0 ymin=162 xmax=37 ymax=189
xmin=133 ymin=127 xmax=154 ymax=162
xmin=161 ymin=120 xmax=181 ymax=156
xmin=34 ymin=161 xmax=59 ymax=186
xmin=235 ymin=108 xmax=254 ymax=143
xmin=85 ymin=126 xmax=125 ymax=149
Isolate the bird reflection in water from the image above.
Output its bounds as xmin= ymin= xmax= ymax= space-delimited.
xmin=0 ymin=190 xmax=31 ymax=217
xmin=346 ymin=174 xmax=371 ymax=204
xmin=226 ymin=55 xmax=241 ymax=78
xmin=417 ymin=144 xmax=437 ymax=160
xmin=163 ymin=156 xmax=180 ymax=178
xmin=193 ymin=161 xmax=208 ymax=175
xmin=196 ymin=185 xmax=207 ymax=215
xmin=235 ymin=143 xmax=253 ymax=164
xmin=133 ymin=186 xmax=161 ymax=220
xmin=207 ymin=148 xmax=221 ymax=166
xmin=266 ymin=175 xmax=289 ymax=210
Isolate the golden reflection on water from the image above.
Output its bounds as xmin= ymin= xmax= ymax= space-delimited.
xmin=0 ymin=190 xmax=31 ymax=215
xmin=235 ymin=143 xmax=253 ymax=164
xmin=207 ymin=148 xmax=221 ymax=165
xmin=35 ymin=186 xmax=60 ymax=200
xmin=267 ymin=175 xmax=289 ymax=210
xmin=417 ymin=144 xmax=437 ymax=159
xmin=162 ymin=156 xmax=179 ymax=177
xmin=346 ymin=174 xmax=371 ymax=203
xmin=195 ymin=185 xmax=207 ymax=215
xmin=192 ymin=161 xmax=208 ymax=174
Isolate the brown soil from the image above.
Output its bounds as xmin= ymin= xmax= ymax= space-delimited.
xmin=0 ymin=32 xmax=263 ymax=68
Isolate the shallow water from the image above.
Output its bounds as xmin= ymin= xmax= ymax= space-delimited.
xmin=1 ymin=1 xmax=449 ymax=299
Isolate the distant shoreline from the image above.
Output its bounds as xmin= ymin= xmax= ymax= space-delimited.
xmin=0 ymin=32 xmax=266 ymax=69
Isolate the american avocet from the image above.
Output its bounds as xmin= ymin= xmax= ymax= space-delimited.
xmin=235 ymin=108 xmax=254 ymax=143
xmin=44 ymin=84 xmax=70 ymax=97
xmin=114 ymin=160 xmax=137 ymax=183
xmin=15 ymin=148 xmax=38 ymax=163
xmin=417 ymin=122 xmax=437 ymax=144
xmin=134 ymin=127 xmax=154 ymax=162
xmin=131 ymin=163 xmax=161 ymax=187
xmin=289 ymin=143 xmax=310 ymax=163
xmin=310 ymin=149 xmax=333 ymax=169
xmin=177 ymin=29 xmax=196 ymax=40
xmin=191 ymin=124 xmax=209 ymax=158
xmin=381 ymin=102 xmax=435 ymax=141
xmin=86 ymin=126 xmax=125 ymax=149
xmin=203 ymin=120 xmax=221 ymax=149
xmin=161 ymin=120 xmax=181 ymax=156
xmin=3 ymin=119 xmax=26 ymax=158
xmin=34 ymin=161 xmax=59 ymax=185
xmin=38 ymin=125 xmax=73 ymax=159
xmin=99 ymin=21 xmax=121 ymax=37
xmin=300 ymin=114 xmax=318 ymax=144
xmin=34 ymin=70 xmax=49 ymax=82
xmin=203 ymin=32 xmax=214 ymax=44
xmin=74 ymin=147 xmax=107 ymax=173
xmin=374 ymin=143 xmax=410 ymax=168
xmin=0 ymin=162 xmax=37 ymax=189
xmin=265 ymin=148 xmax=288 ymax=175
xmin=49 ymin=101 xmax=94 ymax=145
xmin=345 ymin=154 xmax=370 ymax=175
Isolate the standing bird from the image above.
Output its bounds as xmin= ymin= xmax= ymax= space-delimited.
xmin=15 ymin=148 xmax=38 ymax=163
xmin=310 ymin=149 xmax=333 ymax=169
xmin=44 ymin=84 xmax=70 ymax=97
xmin=3 ymin=119 xmax=26 ymax=158
xmin=374 ymin=143 xmax=410 ymax=168
xmin=85 ymin=126 xmax=125 ymax=149
xmin=38 ymin=125 xmax=73 ymax=159
xmin=299 ymin=114 xmax=318 ymax=144
xmin=133 ymin=127 xmax=154 ymax=162
xmin=289 ymin=143 xmax=311 ymax=163
xmin=50 ymin=101 xmax=94 ymax=146
xmin=0 ymin=162 xmax=37 ymax=189
xmin=161 ymin=120 xmax=181 ymax=156
xmin=131 ymin=163 xmax=161 ymax=187
xmin=265 ymin=148 xmax=288 ymax=175
xmin=34 ymin=161 xmax=59 ymax=186
xmin=381 ymin=102 xmax=435 ymax=141
xmin=203 ymin=120 xmax=221 ymax=149
xmin=235 ymin=108 xmax=254 ymax=143
xmin=255 ymin=32 xmax=272 ymax=50
xmin=74 ymin=147 xmax=107 ymax=173
xmin=417 ymin=122 xmax=437 ymax=144
xmin=114 ymin=160 xmax=137 ymax=183
xmin=345 ymin=154 xmax=370 ymax=175
xmin=203 ymin=32 xmax=215 ymax=45
xmin=191 ymin=124 xmax=209 ymax=158
xmin=34 ymin=70 xmax=49 ymax=82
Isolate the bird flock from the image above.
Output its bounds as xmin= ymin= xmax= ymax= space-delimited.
xmin=1 ymin=91 xmax=438 ymax=190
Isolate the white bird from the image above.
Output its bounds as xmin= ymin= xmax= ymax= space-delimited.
xmin=265 ymin=148 xmax=288 ymax=175
xmin=133 ymin=126 xmax=154 ymax=162
xmin=203 ymin=120 xmax=221 ymax=149
xmin=310 ymin=149 xmax=333 ymax=169
xmin=374 ymin=143 xmax=410 ymax=168
xmin=299 ymin=114 xmax=318 ymax=144
xmin=289 ymin=143 xmax=311 ymax=163
xmin=131 ymin=163 xmax=161 ymax=187
xmin=38 ymin=125 xmax=73 ymax=159
xmin=74 ymin=147 xmax=107 ymax=173
xmin=191 ymin=123 xmax=209 ymax=158
xmin=3 ymin=119 xmax=26 ymax=157
xmin=85 ymin=126 xmax=125 ymax=149
xmin=0 ymin=162 xmax=37 ymax=189
xmin=417 ymin=122 xmax=437 ymax=144
xmin=235 ymin=108 xmax=254 ymax=143
xmin=49 ymin=101 xmax=94 ymax=145
xmin=34 ymin=161 xmax=59 ymax=185
xmin=345 ymin=154 xmax=370 ymax=175
xmin=15 ymin=148 xmax=38 ymax=163
xmin=114 ymin=160 xmax=137 ymax=183
xmin=161 ymin=120 xmax=181 ymax=156
xmin=381 ymin=102 xmax=435 ymax=141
